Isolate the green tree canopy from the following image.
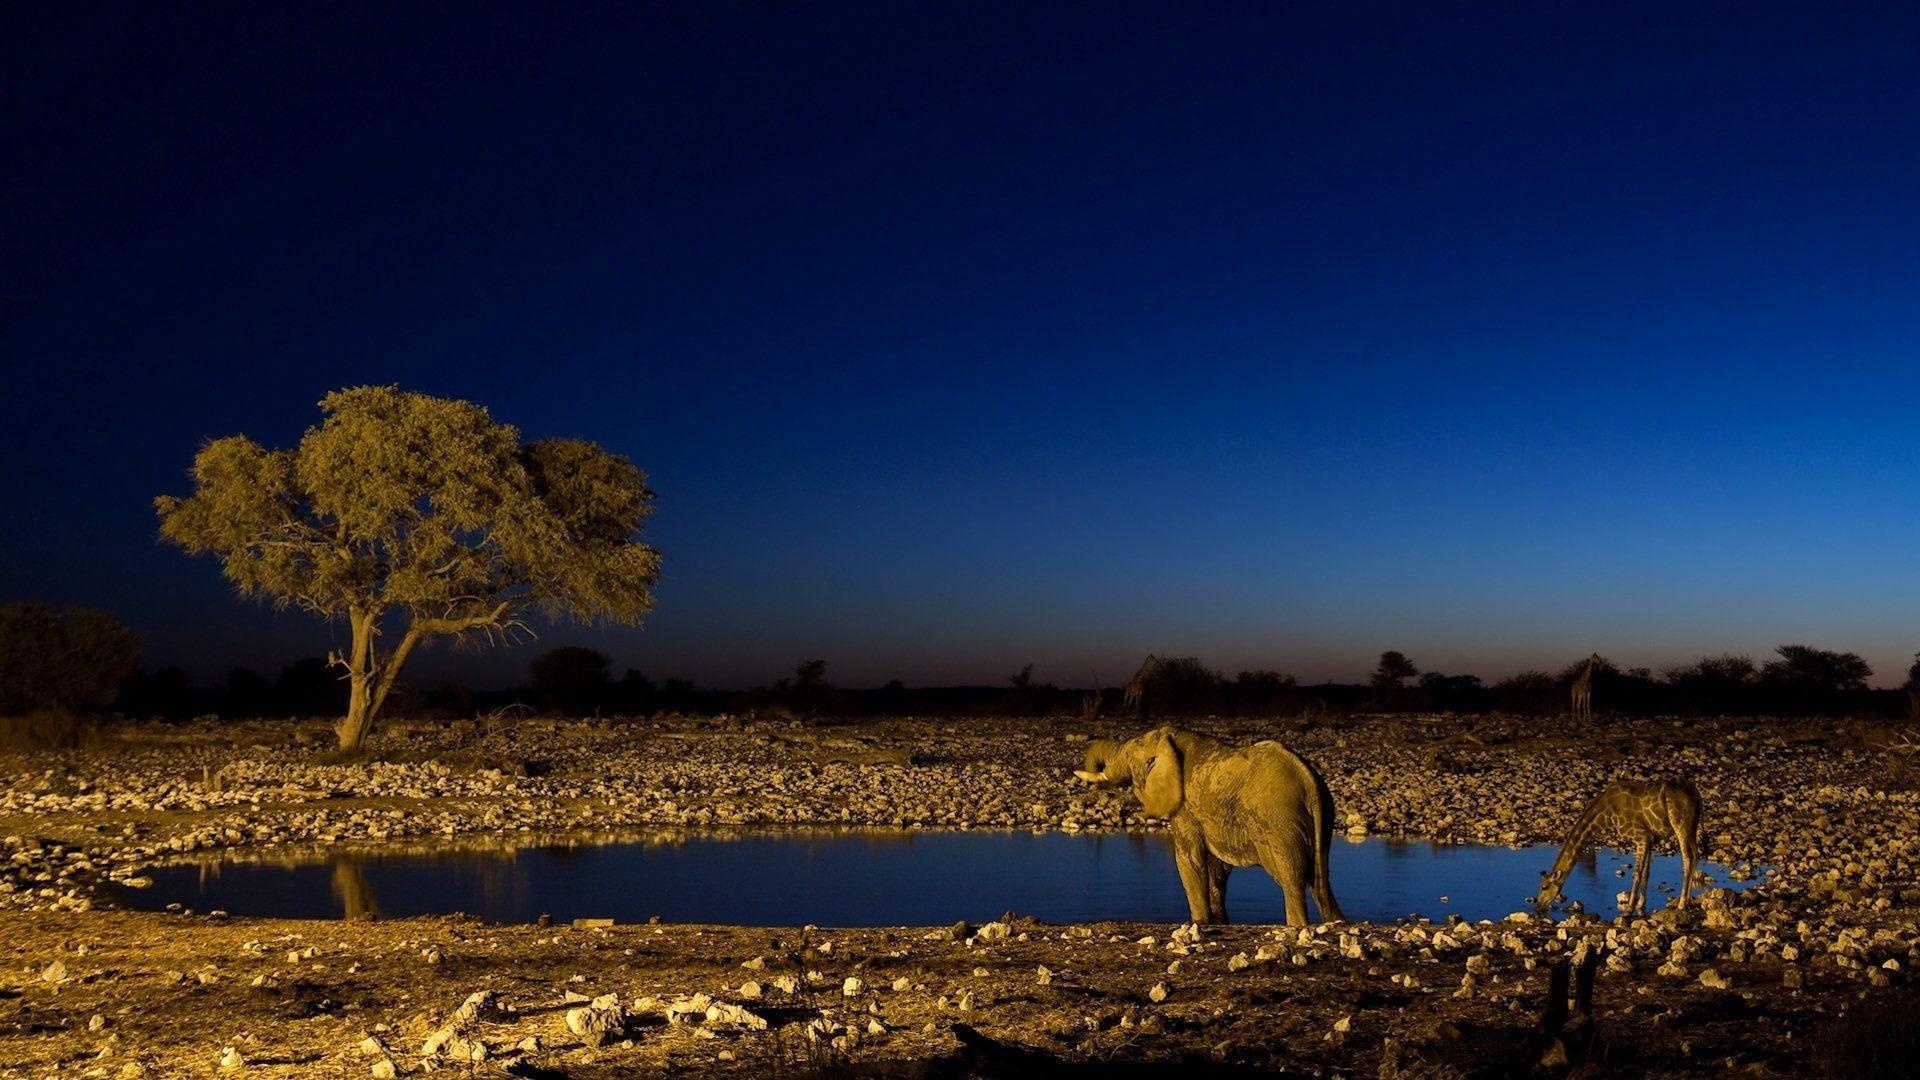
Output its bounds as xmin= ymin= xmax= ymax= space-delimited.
xmin=156 ymin=386 xmax=661 ymax=749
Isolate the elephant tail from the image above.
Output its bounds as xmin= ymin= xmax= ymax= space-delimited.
xmin=1309 ymin=766 xmax=1344 ymax=922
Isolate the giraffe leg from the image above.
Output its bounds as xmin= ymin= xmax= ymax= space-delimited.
xmin=1631 ymin=835 xmax=1653 ymax=915
xmin=1675 ymin=818 xmax=1699 ymax=910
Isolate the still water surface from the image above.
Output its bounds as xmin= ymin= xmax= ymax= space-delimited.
xmin=117 ymin=830 xmax=1756 ymax=926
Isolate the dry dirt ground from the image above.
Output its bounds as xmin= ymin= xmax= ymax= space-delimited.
xmin=1 ymin=711 xmax=1917 ymax=1078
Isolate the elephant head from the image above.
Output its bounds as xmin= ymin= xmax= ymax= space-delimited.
xmin=1073 ymin=729 xmax=1185 ymax=817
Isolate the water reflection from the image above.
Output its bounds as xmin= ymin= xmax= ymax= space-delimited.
xmin=118 ymin=828 xmax=1759 ymax=927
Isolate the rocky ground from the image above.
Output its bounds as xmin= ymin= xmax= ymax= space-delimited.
xmin=0 ymin=711 xmax=1917 ymax=1077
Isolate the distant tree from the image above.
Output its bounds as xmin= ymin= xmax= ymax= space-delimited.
xmin=1368 ymin=650 xmax=1420 ymax=709
xmin=0 ymin=602 xmax=142 ymax=715
xmin=275 ymin=657 xmax=345 ymax=718
xmin=1002 ymin=663 xmax=1058 ymax=716
xmin=1663 ymin=654 xmax=1757 ymax=715
xmin=1907 ymin=652 xmax=1920 ymax=723
xmin=1371 ymin=651 xmax=1419 ymax=692
xmin=530 ymin=646 xmax=614 ymax=715
xmin=421 ymin=681 xmax=475 ymax=719
xmin=877 ymin=678 xmax=909 ymax=715
xmin=224 ymin=667 xmax=275 ymax=717
xmin=613 ymin=668 xmax=657 ymax=715
xmin=116 ymin=666 xmax=199 ymax=720
xmin=156 ymin=386 xmax=661 ymax=751
xmin=1233 ymin=669 xmax=1300 ymax=717
xmin=1417 ymin=671 xmax=1489 ymax=713
xmin=1762 ymin=644 xmax=1871 ymax=692
xmin=1758 ymin=644 xmax=1871 ymax=715
xmin=656 ymin=677 xmax=700 ymax=713
xmin=782 ymin=659 xmax=840 ymax=716
xmin=1143 ymin=657 xmax=1224 ymax=716
xmin=1492 ymin=669 xmax=1559 ymax=716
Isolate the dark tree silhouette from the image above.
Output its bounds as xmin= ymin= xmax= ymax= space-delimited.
xmin=613 ymin=668 xmax=657 ymax=715
xmin=1663 ymin=654 xmax=1757 ymax=716
xmin=1493 ymin=670 xmax=1559 ymax=715
xmin=530 ymin=646 xmax=614 ymax=715
xmin=783 ymin=659 xmax=840 ymax=716
xmin=1233 ymin=670 xmax=1300 ymax=716
xmin=116 ymin=666 xmax=199 ymax=720
xmin=1371 ymin=651 xmax=1419 ymax=692
xmin=0 ymin=602 xmax=141 ymax=715
xmin=1001 ymin=664 xmax=1058 ymax=715
xmin=1418 ymin=671 xmax=1490 ymax=713
xmin=1758 ymin=644 xmax=1872 ymax=715
xmin=275 ymin=657 xmax=346 ymax=718
xmin=224 ymin=667 xmax=275 ymax=717
xmin=1142 ymin=657 xmax=1224 ymax=716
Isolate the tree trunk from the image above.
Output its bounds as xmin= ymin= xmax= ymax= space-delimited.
xmin=334 ymin=608 xmax=378 ymax=752
xmin=332 ymin=604 xmax=508 ymax=752
xmin=337 ymin=676 xmax=374 ymax=752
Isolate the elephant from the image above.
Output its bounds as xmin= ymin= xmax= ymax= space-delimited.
xmin=1075 ymin=727 xmax=1343 ymax=926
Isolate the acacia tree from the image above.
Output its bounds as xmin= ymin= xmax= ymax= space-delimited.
xmin=156 ymin=387 xmax=661 ymax=751
xmin=0 ymin=602 xmax=142 ymax=715
xmin=1370 ymin=651 xmax=1419 ymax=692
xmin=1905 ymin=652 xmax=1920 ymax=724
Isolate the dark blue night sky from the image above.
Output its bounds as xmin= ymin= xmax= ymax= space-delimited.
xmin=4 ymin=3 xmax=1918 ymax=688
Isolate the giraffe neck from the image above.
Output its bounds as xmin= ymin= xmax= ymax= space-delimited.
xmin=1542 ymin=796 xmax=1615 ymax=898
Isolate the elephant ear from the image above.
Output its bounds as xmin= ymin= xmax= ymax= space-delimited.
xmin=1132 ymin=730 xmax=1184 ymax=817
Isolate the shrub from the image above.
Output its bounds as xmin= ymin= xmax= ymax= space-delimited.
xmin=530 ymin=646 xmax=614 ymax=714
xmin=1143 ymin=656 xmax=1224 ymax=716
xmin=0 ymin=708 xmax=102 ymax=752
xmin=1493 ymin=670 xmax=1559 ymax=715
xmin=0 ymin=603 xmax=141 ymax=715
xmin=1233 ymin=670 xmax=1300 ymax=716
xmin=1813 ymin=990 xmax=1920 ymax=1078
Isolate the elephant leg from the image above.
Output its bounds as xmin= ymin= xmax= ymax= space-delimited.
xmin=1311 ymin=873 xmax=1343 ymax=925
xmin=1171 ymin=824 xmax=1215 ymax=924
xmin=1261 ymin=845 xmax=1311 ymax=926
xmin=1280 ymin=878 xmax=1310 ymax=927
xmin=1206 ymin=855 xmax=1231 ymax=924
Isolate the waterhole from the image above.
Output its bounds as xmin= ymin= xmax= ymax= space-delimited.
xmin=115 ymin=830 xmax=1757 ymax=925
